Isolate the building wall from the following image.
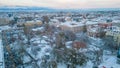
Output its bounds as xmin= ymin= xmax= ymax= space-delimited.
xmin=112 ymin=23 xmax=120 ymax=27
xmin=24 ymin=21 xmax=42 ymax=27
xmin=106 ymin=31 xmax=120 ymax=47
xmin=0 ymin=18 xmax=10 ymax=26
xmin=87 ymin=31 xmax=98 ymax=37
xmin=59 ymin=25 xmax=83 ymax=33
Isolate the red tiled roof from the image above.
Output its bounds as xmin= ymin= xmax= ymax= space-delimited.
xmin=73 ymin=41 xmax=86 ymax=49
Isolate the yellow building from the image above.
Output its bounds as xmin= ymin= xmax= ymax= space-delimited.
xmin=24 ymin=20 xmax=42 ymax=27
xmin=23 ymin=20 xmax=43 ymax=35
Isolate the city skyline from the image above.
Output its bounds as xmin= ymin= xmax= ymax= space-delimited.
xmin=0 ymin=0 xmax=120 ymax=9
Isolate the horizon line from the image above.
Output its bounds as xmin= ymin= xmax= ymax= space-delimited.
xmin=0 ymin=5 xmax=120 ymax=10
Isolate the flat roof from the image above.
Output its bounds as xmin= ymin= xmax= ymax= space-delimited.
xmin=60 ymin=21 xmax=84 ymax=27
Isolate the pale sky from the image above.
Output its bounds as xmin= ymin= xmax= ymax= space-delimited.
xmin=0 ymin=0 xmax=120 ymax=9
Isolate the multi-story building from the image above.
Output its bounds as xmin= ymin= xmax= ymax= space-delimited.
xmin=0 ymin=18 xmax=10 ymax=26
xmin=23 ymin=20 xmax=43 ymax=27
xmin=106 ymin=26 xmax=120 ymax=47
xmin=59 ymin=21 xmax=84 ymax=33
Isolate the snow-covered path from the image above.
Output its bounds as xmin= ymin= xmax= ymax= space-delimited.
xmin=0 ymin=32 xmax=5 ymax=68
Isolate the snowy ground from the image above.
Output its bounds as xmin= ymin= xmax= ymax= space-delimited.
xmin=57 ymin=55 xmax=120 ymax=68
xmin=99 ymin=55 xmax=120 ymax=68
xmin=1 ymin=26 xmax=120 ymax=68
xmin=0 ymin=33 xmax=5 ymax=68
xmin=57 ymin=61 xmax=93 ymax=68
xmin=25 ymin=36 xmax=120 ymax=68
xmin=90 ymin=37 xmax=120 ymax=68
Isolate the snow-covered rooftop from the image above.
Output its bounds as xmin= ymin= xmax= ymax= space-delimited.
xmin=32 ymin=27 xmax=44 ymax=32
xmin=0 ymin=25 xmax=11 ymax=31
xmin=26 ymin=20 xmax=42 ymax=23
xmin=60 ymin=21 xmax=84 ymax=27
xmin=86 ymin=21 xmax=98 ymax=25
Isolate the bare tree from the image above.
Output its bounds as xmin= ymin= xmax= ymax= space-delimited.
xmin=42 ymin=16 xmax=50 ymax=24
xmin=23 ymin=25 xmax=31 ymax=45
xmin=97 ymin=27 xmax=106 ymax=38
xmin=103 ymin=36 xmax=117 ymax=51
xmin=64 ymin=30 xmax=76 ymax=41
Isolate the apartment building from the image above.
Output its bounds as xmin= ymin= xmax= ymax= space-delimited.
xmin=106 ymin=26 xmax=120 ymax=47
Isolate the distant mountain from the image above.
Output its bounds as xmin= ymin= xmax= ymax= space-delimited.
xmin=0 ymin=6 xmax=56 ymax=12
xmin=0 ymin=6 xmax=120 ymax=12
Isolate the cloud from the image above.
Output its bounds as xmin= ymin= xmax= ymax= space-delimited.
xmin=0 ymin=0 xmax=120 ymax=8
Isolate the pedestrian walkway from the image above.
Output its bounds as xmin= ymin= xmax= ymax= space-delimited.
xmin=0 ymin=32 xmax=5 ymax=68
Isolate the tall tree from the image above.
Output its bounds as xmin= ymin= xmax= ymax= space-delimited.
xmin=42 ymin=16 xmax=50 ymax=24
xmin=23 ymin=25 xmax=31 ymax=45
xmin=97 ymin=27 xmax=106 ymax=38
